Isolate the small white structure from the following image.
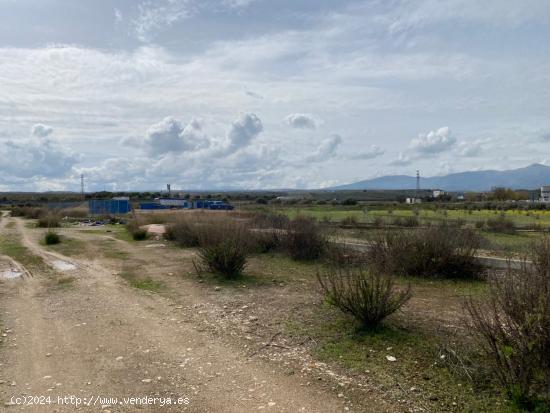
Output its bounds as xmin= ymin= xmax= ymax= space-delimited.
xmin=432 ymin=189 xmax=445 ymax=198
xmin=406 ymin=197 xmax=422 ymax=204
xmin=540 ymin=186 xmax=550 ymax=203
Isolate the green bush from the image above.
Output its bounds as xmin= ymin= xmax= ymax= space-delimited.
xmin=368 ymin=224 xmax=482 ymax=279
xmin=317 ymin=265 xmax=411 ymax=329
xmin=195 ymin=219 xmax=250 ymax=278
xmin=44 ymin=231 xmax=61 ymax=245
xmin=466 ymin=237 xmax=550 ymax=410
xmin=126 ymin=219 xmax=148 ymax=241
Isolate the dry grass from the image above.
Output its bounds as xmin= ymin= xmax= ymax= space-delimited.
xmin=368 ymin=224 xmax=482 ymax=279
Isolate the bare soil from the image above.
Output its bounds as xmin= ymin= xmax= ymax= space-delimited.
xmin=0 ymin=216 xmax=398 ymax=412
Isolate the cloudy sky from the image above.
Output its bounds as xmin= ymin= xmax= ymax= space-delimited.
xmin=1 ymin=0 xmax=549 ymax=191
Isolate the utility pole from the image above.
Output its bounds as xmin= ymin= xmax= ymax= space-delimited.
xmin=415 ymin=170 xmax=420 ymax=200
xmin=80 ymin=174 xmax=85 ymax=200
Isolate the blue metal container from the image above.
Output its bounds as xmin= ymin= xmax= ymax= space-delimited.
xmin=139 ymin=202 xmax=168 ymax=210
xmin=89 ymin=199 xmax=131 ymax=215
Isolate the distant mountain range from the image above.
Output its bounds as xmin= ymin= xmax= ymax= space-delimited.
xmin=331 ymin=163 xmax=550 ymax=192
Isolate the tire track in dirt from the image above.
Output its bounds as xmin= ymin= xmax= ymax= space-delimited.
xmin=0 ymin=217 xmax=382 ymax=412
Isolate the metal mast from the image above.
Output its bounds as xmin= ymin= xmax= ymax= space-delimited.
xmin=80 ymin=174 xmax=85 ymax=199
xmin=415 ymin=170 xmax=420 ymax=199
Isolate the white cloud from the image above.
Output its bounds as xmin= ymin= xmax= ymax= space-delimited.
xmin=384 ymin=0 xmax=550 ymax=35
xmin=306 ymin=134 xmax=342 ymax=162
xmin=144 ymin=117 xmax=186 ymax=156
xmin=222 ymin=0 xmax=260 ymax=8
xmin=31 ymin=123 xmax=53 ymax=138
xmin=410 ymin=126 xmax=456 ymax=154
xmin=458 ymin=141 xmax=483 ymax=157
xmin=134 ymin=1 xmax=194 ymax=42
xmin=0 ymin=0 xmax=549 ymax=190
xmin=0 ymin=138 xmax=79 ymax=180
xmin=114 ymin=8 xmax=123 ymax=24
xmin=225 ymin=113 xmax=263 ymax=154
xmin=349 ymin=145 xmax=385 ymax=160
xmin=389 ymin=152 xmax=412 ymax=166
xmin=133 ymin=0 xmax=261 ymax=42
xmin=284 ymin=113 xmax=319 ymax=130
xmin=144 ymin=117 xmax=210 ymax=157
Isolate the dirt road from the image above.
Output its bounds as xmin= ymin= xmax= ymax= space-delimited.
xmin=0 ymin=216 xmax=387 ymax=412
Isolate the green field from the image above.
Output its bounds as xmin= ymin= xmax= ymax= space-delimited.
xmin=248 ymin=205 xmax=550 ymax=227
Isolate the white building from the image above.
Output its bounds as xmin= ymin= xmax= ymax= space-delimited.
xmin=432 ymin=189 xmax=445 ymax=198
xmin=540 ymin=186 xmax=550 ymax=203
xmin=406 ymin=197 xmax=422 ymax=204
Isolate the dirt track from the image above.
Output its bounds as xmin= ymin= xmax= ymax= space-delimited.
xmin=0 ymin=216 xmax=390 ymax=412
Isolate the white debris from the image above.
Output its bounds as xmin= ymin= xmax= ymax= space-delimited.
xmin=52 ymin=260 xmax=76 ymax=271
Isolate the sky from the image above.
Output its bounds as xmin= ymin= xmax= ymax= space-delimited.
xmin=0 ymin=0 xmax=549 ymax=192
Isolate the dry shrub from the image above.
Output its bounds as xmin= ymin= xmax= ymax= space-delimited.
xmin=126 ymin=218 xmax=148 ymax=241
xmin=250 ymin=229 xmax=283 ymax=253
xmin=165 ymin=218 xmax=200 ymax=247
xmin=249 ymin=212 xmax=288 ymax=253
xmin=194 ymin=218 xmax=251 ymax=278
xmin=372 ymin=216 xmax=386 ymax=228
xmin=12 ymin=206 xmax=47 ymax=219
xmin=59 ymin=207 xmax=88 ymax=218
xmin=317 ymin=265 xmax=411 ymax=329
xmin=466 ymin=237 xmax=550 ymax=410
xmin=37 ymin=213 xmax=61 ymax=228
xmin=369 ymin=224 xmax=482 ymax=279
xmin=252 ymin=212 xmax=290 ymax=230
xmin=391 ymin=216 xmax=419 ymax=227
xmin=325 ymin=244 xmax=368 ymax=267
xmin=340 ymin=216 xmax=359 ymax=227
xmin=283 ymin=216 xmax=327 ymax=260
xmin=486 ymin=214 xmax=516 ymax=233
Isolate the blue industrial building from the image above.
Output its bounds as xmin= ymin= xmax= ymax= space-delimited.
xmin=194 ymin=200 xmax=234 ymax=210
xmin=139 ymin=202 xmax=169 ymax=210
xmin=89 ymin=198 xmax=132 ymax=215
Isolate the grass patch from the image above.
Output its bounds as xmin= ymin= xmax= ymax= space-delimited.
xmin=102 ymin=248 xmax=129 ymax=259
xmin=119 ymin=270 xmax=164 ymax=293
xmin=54 ymin=276 xmax=76 ymax=290
xmin=285 ymin=306 xmax=508 ymax=412
xmin=195 ymin=269 xmax=266 ymax=288
xmin=481 ymin=231 xmax=542 ymax=255
xmin=42 ymin=235 xmax=86 ymax=256
xmin=0 ymin=234 xmax=44 ymax=270
xmin=113 ymin=229 xmax=136 ymax=243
